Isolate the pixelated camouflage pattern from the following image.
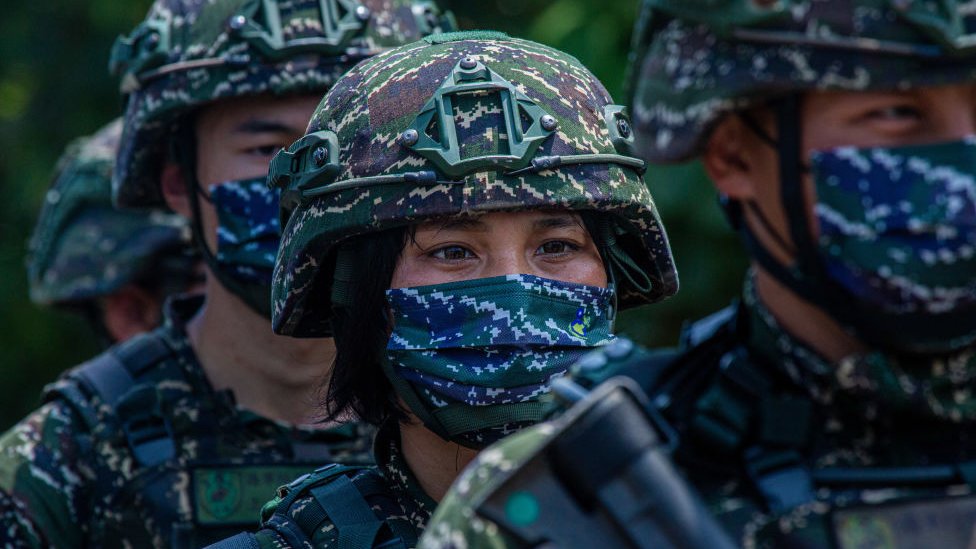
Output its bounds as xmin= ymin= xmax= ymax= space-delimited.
xmin=418 ymin=424 xmax=557 ymax=549
xmin=0 ymin=296 xmax=375 ymax=548
xmin=212 ymin=177 xmax=282 ymax=283
xmin=420 ymin=273 xmax=976 ymax=548
xmin=386 ymin=274 xmax=615 ymax=447
xmin=628 ymin=0 xmax=976 ymax=162
xmin=27 ymin=118 xmax=191 ymax=306
xmin=249 ymin=420 xmax=436 ymax=548
xmin=685 ymin=276 xmax=976 ymax=547
xmin=387 ymin=274 xmax=615 ymax=402
xmin=114 ymin=0 xmax=453 ymax=208
xmin=812 ymin=137 xmax=976 ymax=317
xmin=273 ymin=33 xmax=677 ymax=337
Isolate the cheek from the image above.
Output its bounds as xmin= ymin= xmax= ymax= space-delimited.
xmin=571 ymin=256 xmax=608 ymax=288
xmin=389 ymin=255 xmax=458 ymax=289
xmin=196 ymin=149 xmax=269 ymax=187
xmin=540 ymin=249 xmax=608 ymax=288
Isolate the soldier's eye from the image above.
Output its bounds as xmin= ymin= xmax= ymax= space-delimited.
xmin=537 ymin=241 xmax=579 ymax=255
xmin=431 ymin=245 xmax=475 ymax=261
xmin=867 ymin=105 xmax=922 ymax=122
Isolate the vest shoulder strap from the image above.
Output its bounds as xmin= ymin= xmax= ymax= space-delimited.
xmin=42 ymin=330 xmax=181 ymax=466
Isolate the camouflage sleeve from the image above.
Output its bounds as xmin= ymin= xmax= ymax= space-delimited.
xmin=0 ymin=401 xmax=93 ymax=548
xmin=418 ymin=423 xmax=557 ymax=549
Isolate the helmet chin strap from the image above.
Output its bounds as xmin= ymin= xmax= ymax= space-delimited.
xmin=725 ymin=97 xmax=825 ymax=307
xmin=171 ymin=123 xmax=273 ymax=319
xmin=732 ymin=97 xmax=976 ymax=356
xmin=732 ymin=96 xmax=865 ymax=342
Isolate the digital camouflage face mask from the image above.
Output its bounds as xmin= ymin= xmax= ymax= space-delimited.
xmin=811 ymin=137 xmax=976 ymax=354
xmin=383 ymin=274 xmax=616 ymax=448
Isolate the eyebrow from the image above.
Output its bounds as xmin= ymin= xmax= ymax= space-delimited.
xmin=233 ymin=119 xmax=299 ymax=135
xmin=434 ymin=217 xmax=488 ymax=233
xmin=533 ymin=214 xmax=582 ymax=230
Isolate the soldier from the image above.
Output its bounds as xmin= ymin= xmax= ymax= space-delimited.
xmin=0 ymin=1 xmax=451 ymax=547
xmin=27 ymin=118 xmax=200 ymax=347
xmin=206 ymin=30 xmax=678 ymax=548
xmin=422 ymin=1 xmax=976 ymax=547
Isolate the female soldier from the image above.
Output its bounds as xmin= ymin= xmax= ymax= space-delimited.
xmin=212 ymin=31 xmax=678 ymax=548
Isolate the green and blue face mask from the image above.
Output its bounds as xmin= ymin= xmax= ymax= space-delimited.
xmin=209 ymin=178 xmax=281 ymax=318
xmin=382 ymin=273 xmax=616 ymax=448
xmin=810 ymin=136 xmax=976 ymax=354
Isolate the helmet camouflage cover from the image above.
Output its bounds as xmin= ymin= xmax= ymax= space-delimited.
xmin=112 ymin=0 xmax=454 ymax=208
xmin=628 ymin=0 xmax=976 ymax=162
xmin=27 ymin=119 xmax=193 ymax=307
xmin=268 ymin=31 xmax=679 ymax=337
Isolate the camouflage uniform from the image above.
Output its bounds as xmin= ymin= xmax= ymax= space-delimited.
xmin=421 ymin=2 xmax=976 ymax=548
xmin=626 ymin=3 xmax=976 ymax=545
xmin=0 ymin=1 xmax=450 ymax=547
xmin=0 ymin=294 xmax=375 ymax=548
xmin=208 ymin=30 xmax=677 ymax=548
xmin=26 ymin=118 xmax=194 ymax=322
xmin=420 ymin=275 xmax=976 ymax=548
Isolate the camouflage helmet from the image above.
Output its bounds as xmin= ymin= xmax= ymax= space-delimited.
xmin=268 ymin=31 xmax=679 ymax=337
xmin=27 ymin=119 xmax=194 ymax=307
xmin=112 ymin=0 xmax=455 ymax=209
xmin=627 ymin=0 xmax=976 ymax=162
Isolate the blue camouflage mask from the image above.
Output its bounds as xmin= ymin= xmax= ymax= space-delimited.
xmin=811 ymin=137 xmax=976 ymax=353
xmin=210 ymin=177 xmax=281 ymax=318
xmin=382 ymin=274 xmax=616 ymax=448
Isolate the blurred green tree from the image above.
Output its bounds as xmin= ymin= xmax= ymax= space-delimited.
xmin=0 ymin=0 xmax=745 ymax=429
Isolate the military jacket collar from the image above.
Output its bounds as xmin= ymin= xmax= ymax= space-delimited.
xmin=373 ymin=420 xmax=438 ymax=531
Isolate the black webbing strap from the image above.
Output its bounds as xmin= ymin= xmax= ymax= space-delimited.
xmin=312 ymin=475 xmax=384 ymax=547
xmin=71 ymin=331 xmax=172 ymax=405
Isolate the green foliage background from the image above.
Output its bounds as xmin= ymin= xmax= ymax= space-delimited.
xmin=0 ymin=0 xmax=746 ymax=429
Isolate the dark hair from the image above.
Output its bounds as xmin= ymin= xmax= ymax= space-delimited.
xmin=323 ymin=227 xmax=410 ymax=425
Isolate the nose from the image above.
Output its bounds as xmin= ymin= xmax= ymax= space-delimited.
xmin=482 ymin=249 xmax=534 ymax=279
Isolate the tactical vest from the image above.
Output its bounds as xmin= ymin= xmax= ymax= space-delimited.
xmin=645 ymin=305 xmax=976 ymax=547
xmin=210 ymin=463 xmax=417 ymax=549
xmin=44 ymin=328 xmax=371 ymax=548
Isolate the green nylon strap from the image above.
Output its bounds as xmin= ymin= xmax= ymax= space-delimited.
xmin=331 ymin=242 xmax=359 ymax=311
xmin=431 ymin=401 xmax=550 ymax=436
xmin=599 ymin=219 xmax=653 ymax=297
xmin=381 ymin=358 xmax=453 ymax=439
xmin=312 ymin=474 xmax=383 ymax=548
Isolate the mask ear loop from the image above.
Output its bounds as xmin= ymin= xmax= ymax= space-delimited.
xmin=734 ymin=110 xmax=800 ymax=258
xmin=171 ymin=122 xmax=216 ymax=267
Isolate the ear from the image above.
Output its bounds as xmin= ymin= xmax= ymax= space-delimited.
xmin=161 ymin=163 xmax=191 ymax=218
xmin=702 ymin=115 xmax=763 ymax=200
xmin=101 ymin=286 xmax=163 ymax=343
